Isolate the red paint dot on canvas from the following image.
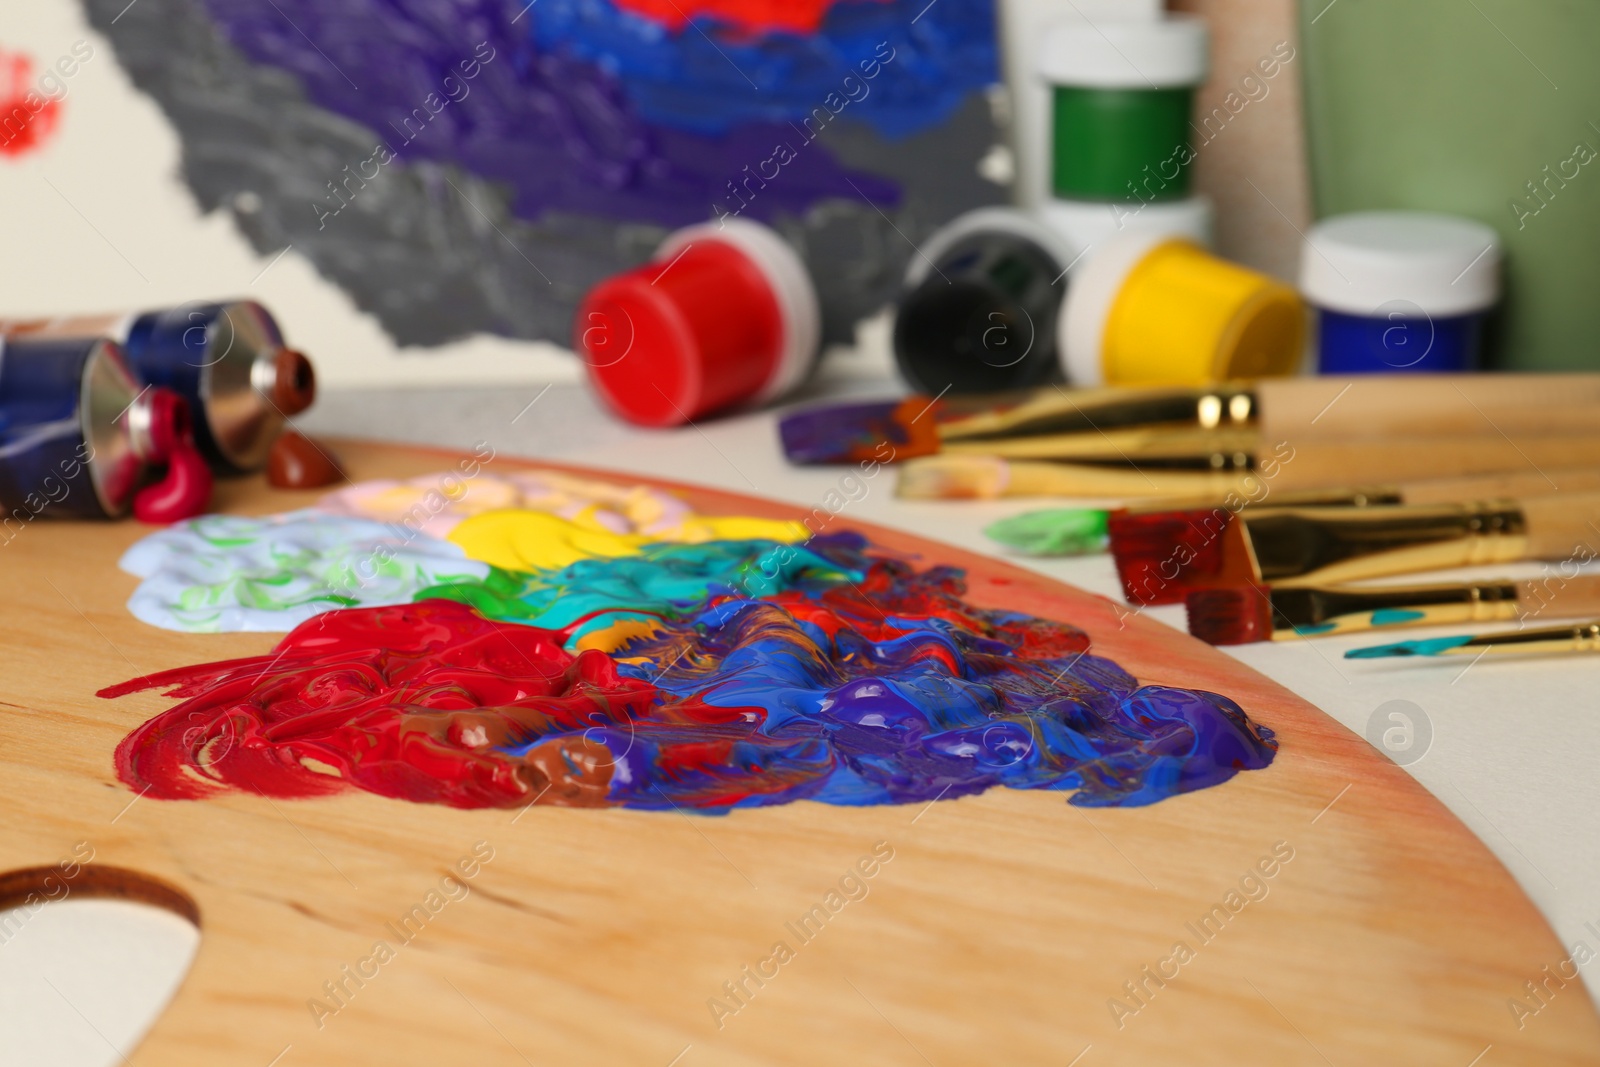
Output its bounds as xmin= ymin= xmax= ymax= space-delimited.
xmin=0 ymin=52 xmax=62 ymax=158
xmin=611 ymin=0 xmax=886 ymax=36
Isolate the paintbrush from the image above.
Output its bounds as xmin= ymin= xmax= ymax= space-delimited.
xmin=781 ymin=385 xmax=1255 ymax=464
xmin=984 ymin=485 xmax=1411 ymax=557
xmin=788 ymin=374 xmax=1600 ymax=465
xmin=939 ymin=374 xmax=1600 ymax=444
xmin=1108 ymin=468 xmax=1600 ymax=598
xmin=897 ymin=454 xmax=1267 ymax=500
xmin=898 ymin=433 xmax=1600 ymax=501
xmin=1185 ymin=573 xmax=1600 ymax=645
xmin=1113 ymin=491 xmax=1600 ymax=606
xmin=1346 ymin=620 xmax=1600 ymax=661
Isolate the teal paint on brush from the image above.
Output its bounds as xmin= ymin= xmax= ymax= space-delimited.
xmin=984 ymin=508 xmax=1110 ymax=557
xmin=1371 ymin=608 xmax=1428 ymax=626
xmin=1345 ymin=634 xmax=1476 ymax=659
xmin=1292 ymin=622 xmax=1338 ymax=636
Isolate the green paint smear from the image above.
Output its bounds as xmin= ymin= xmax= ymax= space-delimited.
xmin=984 ymin=509 xmax=1110 ymax=557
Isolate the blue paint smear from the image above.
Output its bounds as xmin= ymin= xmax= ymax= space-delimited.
xmin=533 ymin=0 xmax=999 ymax=138
xmin=196 ymin=0 xmax=995 ymax=227
xmin=526 ymin=534 xmax=1282 ymax=811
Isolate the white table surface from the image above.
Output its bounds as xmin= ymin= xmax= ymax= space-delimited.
xmin=294 ymin=371 xmax=1600 ymax=1014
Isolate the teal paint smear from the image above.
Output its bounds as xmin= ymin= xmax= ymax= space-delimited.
xmin=1371 ymin=608 xmax=1428 ymax=626
xmin=984 ymin=509 xmax=1110 ymax=557
xmin=1345 ymin=635 xmax=1476 ymax=659
xmin=1293 ymin=622 xmax=1338 ymax=635
xmin=417 ymin=539 xmax=862 ymax=645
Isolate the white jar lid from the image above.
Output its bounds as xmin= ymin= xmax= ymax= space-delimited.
xmin=1038 ymin=15 xmax=1209 ymax=90
xmin=1300 ymin=211 xmax=1501 ymax=318
xmin=1037 ymin=195 xmax=1213 ymax=278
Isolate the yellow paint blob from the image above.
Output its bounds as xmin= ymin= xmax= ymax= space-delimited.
xmin=448 ymin=509 xmax=809 ymax=573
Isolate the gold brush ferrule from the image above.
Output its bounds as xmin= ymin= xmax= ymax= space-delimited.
xmin=942 ymin=426 xmax=1259 ymax=461
xmin=938 ymin=384 xmax=1258 ymax=443
xmin=1241 ymin=500 xmax=1530 ymax=586
xmin=1266 ymin=580 xmax=1523 ymax=639
xmin=1462 ymin=620 xmax=1600 ymax=656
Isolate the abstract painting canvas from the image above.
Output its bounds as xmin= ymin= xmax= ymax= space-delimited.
xmin=83 ymin=0 xmax=1006 ymax=348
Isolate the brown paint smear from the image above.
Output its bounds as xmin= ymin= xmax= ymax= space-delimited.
xmin=268 ymin=432 xmax=345 ymax=489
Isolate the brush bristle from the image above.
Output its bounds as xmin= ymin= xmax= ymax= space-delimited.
xmin=1107 ymin=508 xmax=1236 ymax=605
xmin=1185 ymin=586 xmax=1275 ymax=645
xmin=896 ymin=456 xmax=1008 ymax=500
xmin=778 ymin=397 xmax=941 ymax=465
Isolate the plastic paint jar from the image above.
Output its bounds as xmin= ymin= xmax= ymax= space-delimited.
xmin=1039 ymin=15 xmax=1209 ymax=203
xmin=1037 ymin=194 xmax=1214 ymax=276
xmin=893 ymin=207 xmax=1074 ymax=395
xmin=1300 ymin=212 xmax=1501 ymax=374
xmin=1297 ymin=0 xmax=1600 ymax=371
xmin=1061 ymin=230 xmax=1305 ymax=386
xmin=574 ymin=218 xmax=821 ymax=427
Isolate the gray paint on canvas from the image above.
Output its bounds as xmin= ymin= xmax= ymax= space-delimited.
xmin=82 ymin=0 xmax=1005 ymax=350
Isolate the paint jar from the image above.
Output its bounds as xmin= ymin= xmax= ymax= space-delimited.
xmin=1301 ymin=212 xmax=1501 ymax=375
xmin=1061 ymin=231 xmax=1304 ymax=386
xmin=574 ymin=218 xmax=821 ymax=427
xmin=0 ymin=336 xmax=211 ymax=521
xmin=0 ymin=301 xmax=315 ymax=474
xmin=1298 ymin=0 xmax=1600 ymax=371
xmin=893 ymin=207 xmax=1074 ymax=395
xmin=1037 ymin=194 xmax=1214 ymax=276
xmin=1039 ymin=15 xmax=1209 ymax=203
xmin=999 ymin=0 xmax=1164 ymax=210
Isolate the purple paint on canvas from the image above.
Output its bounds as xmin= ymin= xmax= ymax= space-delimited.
xmin=195 ymin=0 xmax=995 ymax=228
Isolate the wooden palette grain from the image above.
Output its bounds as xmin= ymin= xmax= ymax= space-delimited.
xmin=1 ymin=440 xmax=1595 ymax=1066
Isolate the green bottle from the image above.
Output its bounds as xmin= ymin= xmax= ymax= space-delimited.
xmin=1298 ymin=0 xmax=1600 ymax=370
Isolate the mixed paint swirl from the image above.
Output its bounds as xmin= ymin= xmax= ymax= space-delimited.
xmin=101 ymin=471 xmax=1277 ymax=812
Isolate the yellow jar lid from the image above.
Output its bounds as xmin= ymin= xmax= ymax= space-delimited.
xmin=1061 ymin=232 xmax=1304 ymax=385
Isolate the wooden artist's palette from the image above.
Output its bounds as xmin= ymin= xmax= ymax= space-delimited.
xmin=3 ymin=441 xmax=1597 ymax=1066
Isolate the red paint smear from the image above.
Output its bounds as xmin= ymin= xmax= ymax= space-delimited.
xmin=0 ymin=53 xmax=61 ymax=158
xmin=753 ymin=561 xmax=1092 ymax=661
xmin=104 ymin=601 xmax=664 ymax=807
xmin=611 ymin=0 xmax=880 ymax=36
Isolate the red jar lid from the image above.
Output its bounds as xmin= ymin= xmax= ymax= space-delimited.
xmin=575 ymin=219 xmax=820 ymax=427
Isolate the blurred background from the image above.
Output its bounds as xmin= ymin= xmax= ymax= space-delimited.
xmin=0 ymin=1 xmax=1595 ymax=395
xmin=0 ymin=0 xmax=1339 ymax=391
